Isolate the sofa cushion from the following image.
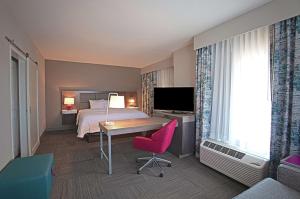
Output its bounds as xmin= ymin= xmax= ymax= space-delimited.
xmin=233 ymin=178 xmax=300 ymax=199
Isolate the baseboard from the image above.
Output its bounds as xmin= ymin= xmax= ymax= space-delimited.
xmin=45 ymin=126 xmax=76 ymax=132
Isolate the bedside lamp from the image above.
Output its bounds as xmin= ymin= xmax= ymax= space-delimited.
xmin=128 ymin=97 xmax=136 ymax=107
xmin=105 ymin=93 xmax=125 ymax=126
xmin=64 ymin=97 xmax=75 ymax=110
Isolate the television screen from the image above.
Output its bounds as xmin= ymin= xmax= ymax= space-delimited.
xmin=154 ymin=87 xmax=194 ymax=112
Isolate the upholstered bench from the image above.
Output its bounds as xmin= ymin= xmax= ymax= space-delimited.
xmin=0 ymin=153 xmax=54 ymax=199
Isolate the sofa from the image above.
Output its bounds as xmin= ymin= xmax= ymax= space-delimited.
xmin=234 ymin=164 xmax=300 ymax=199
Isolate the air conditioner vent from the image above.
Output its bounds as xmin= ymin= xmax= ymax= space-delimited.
xmin=236 ymin=152 xmax=246 ymax=159
xmin=215 ymin=145 xmax=222 ymax=151
xmin=221 ymin=147 xmax=229 ymax=154
xmin=203 ymin=141 xmax=210 ymax=147
xmin=202 ymin=141 xmax=245 ymax=160
xmin=228 ymin=149 xmax=237 ymax=157
xmin=200 ymin=139 xmax=269 ymax=187
xmin=209 ymin=143 xmax=216 ymax=149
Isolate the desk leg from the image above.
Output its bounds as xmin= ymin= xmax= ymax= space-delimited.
xmin=108 ymin=135 xmax=112 ymax=175
xmin=100 ymin=131 xmax=103 ymax=159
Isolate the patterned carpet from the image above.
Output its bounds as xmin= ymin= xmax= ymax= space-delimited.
xmin=36 ymin=131 xmax=247 ymax=199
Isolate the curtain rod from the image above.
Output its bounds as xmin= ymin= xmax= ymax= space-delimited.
xmin=5 ymin=36 xmax=38 ymax=65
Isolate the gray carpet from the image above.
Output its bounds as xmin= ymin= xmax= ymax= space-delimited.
xmin=36 ymin=131 xmax=247 ymax=199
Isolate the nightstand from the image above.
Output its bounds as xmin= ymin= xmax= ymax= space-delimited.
xmin=61 ymin=109 xmax=77 ymax=125
xmin=62 ymin=109 xmax=77 ymax=114
xmin=127 ymin=107 xmax=139 ymax=110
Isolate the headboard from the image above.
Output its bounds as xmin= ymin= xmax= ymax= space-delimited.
xmin=79 ymin=92 xmax=110 ymax=109
xmin=61 ymin=89 xmax=138 ymax=110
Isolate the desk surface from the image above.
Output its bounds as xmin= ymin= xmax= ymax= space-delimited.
xmin=99 ymin=117 xmax=171 ymax=175
xmin=99 ymin=117 xmax=170 ymax=136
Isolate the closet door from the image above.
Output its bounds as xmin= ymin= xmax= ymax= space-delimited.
xmin=11 ymin=58 xmax=20 ymax=158
xmin=18 ymin=57 xmax=29 ymax=157
xmin=27 ymin=60 xmax=39 ymax=155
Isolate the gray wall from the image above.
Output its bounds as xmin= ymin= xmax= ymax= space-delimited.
xmin=173 ymin=44 xmax=195 ymax=87
xmin=0 ymin=3 xmax=46 ymax=170
xmin=45 ymin=60 xmax=141 ymax=131
xmin=141 ymin=43 xmax=195 ymax=87
xmin=141 ymin=56 xmax=173 ymax=74
xmin=194 ymin=0 xmax=300 ymax=49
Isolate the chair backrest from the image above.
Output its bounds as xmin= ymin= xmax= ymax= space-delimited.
xmin=151 ymin=119 xmax=177 ymax=153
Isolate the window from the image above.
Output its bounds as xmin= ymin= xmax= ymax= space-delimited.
xmin=210 ymin=26 xmax=271 ymax=159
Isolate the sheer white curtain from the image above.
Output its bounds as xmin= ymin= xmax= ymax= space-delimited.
xmin=156 ymin=67 xmax=174 ymax=87
xmin=210 ymin=40 xmax=231 ymax=141
xmin=210 ymin=26 xmax=271 ymax=159
xmin=229 ymin=26 xmax=271 ymax=159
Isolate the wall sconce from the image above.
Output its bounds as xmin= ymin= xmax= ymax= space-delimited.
xmin=64 ymin=97 xmax=75 ymax=110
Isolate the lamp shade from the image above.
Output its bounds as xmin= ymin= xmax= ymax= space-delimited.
xmin=128 ymin=98 xmax=135 ymax=103
xmin=109 ymin=96 xmax=125 ymax=108
xmin=64 ymin=97 xmax=74 ymax=105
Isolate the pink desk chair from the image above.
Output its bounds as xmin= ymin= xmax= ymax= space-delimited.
xmin=132 ymin=119 xmax=177 ymax=177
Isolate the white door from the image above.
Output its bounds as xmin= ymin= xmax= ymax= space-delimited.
xmin=11 ymin=57 xmax=20 ymax=158
xmin=10 ymin=47 xmax=29 ymax=157
xmin=28 ymin=59 xmax=39 ymax=154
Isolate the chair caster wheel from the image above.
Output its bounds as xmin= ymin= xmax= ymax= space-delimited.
xmin=167 ymin=163 xmax=172 ymax=167
xmin=137 ymin=170 xmax=141 ymax=175
xmin=159 ymin=173 xmax=164 ymax=177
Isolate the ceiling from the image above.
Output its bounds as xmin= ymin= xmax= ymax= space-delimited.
xmin=5 ymin=0 xmax=272 ymax=68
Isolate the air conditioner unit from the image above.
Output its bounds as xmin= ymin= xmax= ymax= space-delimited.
xmin=200 ymin=139 xmax=269 ymax=187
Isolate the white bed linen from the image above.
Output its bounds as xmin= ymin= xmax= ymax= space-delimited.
xmin=76 ymin=108 xmax=149 ymax=138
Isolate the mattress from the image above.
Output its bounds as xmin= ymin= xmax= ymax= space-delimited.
xmin=76 ymin=108 xmax=149 ymax=138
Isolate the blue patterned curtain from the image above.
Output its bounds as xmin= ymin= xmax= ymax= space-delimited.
xmin=269 ymin=15 xmax=300 ymax=177
xmin=141 ymin=71 xmax=157 ymax=116
xmin=195 ymin=46 xmax=215 ymax=157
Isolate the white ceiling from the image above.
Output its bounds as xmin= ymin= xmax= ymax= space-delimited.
xmin=5 ymin=0 xmax=271 ymax=68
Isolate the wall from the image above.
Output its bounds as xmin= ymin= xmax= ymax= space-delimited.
xmin=145 ymin=0 xmax=300 ymax=87
xmin=141 ymin=44 xmax=195 ymax=87
xmin=194 ymin=0 xmax=300 ymax=49
xmin=0 ymin=3 xmax=46 ymax=170
xmin=173 ymin=44 xmax=196 ymax=87
xmin=45 ymin=60 xmax=141 ymax=131
xmin=141 ymin=56 xmax=173 ymax=74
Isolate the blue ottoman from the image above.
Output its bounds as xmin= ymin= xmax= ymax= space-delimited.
xmin=0 ymin=153 xmax=54 ymax=199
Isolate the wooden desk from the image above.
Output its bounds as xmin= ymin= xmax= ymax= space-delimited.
xmin=99 ymin=117 xmax=170 ymax=175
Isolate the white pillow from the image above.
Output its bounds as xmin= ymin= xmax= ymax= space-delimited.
xmin=89 ymin=100 xmax=107 ymax=109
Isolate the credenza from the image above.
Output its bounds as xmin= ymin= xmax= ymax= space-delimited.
xmin=153 ymin=110 xmax=195 ymax=158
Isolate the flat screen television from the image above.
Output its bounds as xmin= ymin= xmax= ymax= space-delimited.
xmin=154 ymin=87 xmax=194 ymax=112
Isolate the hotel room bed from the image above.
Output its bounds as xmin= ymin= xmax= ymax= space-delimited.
xmin=76 ymin=108 xmax=149 ymax=138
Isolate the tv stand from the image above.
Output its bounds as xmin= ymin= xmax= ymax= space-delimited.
xmin=153 ymin=110 xmax=195 ymax=158
xmin=171 ymin=110 xmax=192 ymax=114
